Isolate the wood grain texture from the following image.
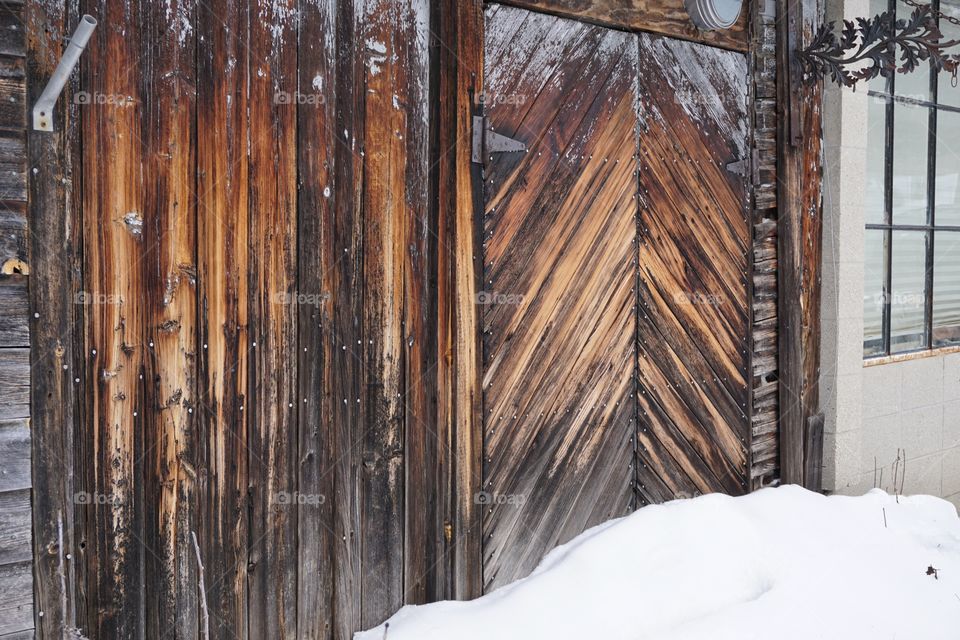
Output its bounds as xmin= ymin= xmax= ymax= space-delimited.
xmin=777 ymin=0 xmax=823 ymax=488
xmin=0 ymin=489 xmax=31 ymax=564
xmin=435 ymin=0 xmax=484 ymax=602
xmin=246 ymin=2 xmax=299 ymax=637
xmin=750 ymin=0 xmax=781 ymax=490
xmin=79 ymin=2 xmax=146 ymax=636
xmin=296 ymin=0 xmax=337 ymax=636
xmin=0 ymin=348 xmax=26 ymax=421
xmin=196 ymin=0 xmax=250 ymax=637
xmin=0 ymin=419 xmax=28 ymax=493
xmin=0 ymin=202 xmax=27 ymax=269
xmin=356 ymin=0 xmax=431 ymax=627
xmin=24 ymin=2 xmax=74 ymax=637
xmin=482 ymin=7 xmax=638 ymax=590
xmin=0 ymin=276 xmax=27 ymax=346
xmin=494 ymin=0 xmax=749 ymax=51
xmin=0 ymin=56 xmax=25 ymax=131
xmin=138 ymin=0 xmax=198 ymax=637
xmin=635 ymin=33 xmax=751 ymax=504
xmin=0 ymin=561 xmax=32 ymax=636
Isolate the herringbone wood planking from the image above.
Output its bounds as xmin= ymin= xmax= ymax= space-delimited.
xmin=482 ymin=6 xmax=638 ymax=592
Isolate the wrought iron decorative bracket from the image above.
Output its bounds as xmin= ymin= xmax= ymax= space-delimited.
xmin=798 ymin=4 xmax=959 ymax=88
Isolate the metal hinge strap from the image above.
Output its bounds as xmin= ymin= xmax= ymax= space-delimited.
xmin=471 ymin=115 xmax=527 ymax=164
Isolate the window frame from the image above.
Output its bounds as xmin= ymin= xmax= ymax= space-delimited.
xmin=863 ymin=0 xmax=960 ymax=359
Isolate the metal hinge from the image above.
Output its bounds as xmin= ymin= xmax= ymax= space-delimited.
xmin=725 ymin=149 xmax=760 ymax=183
xmin=471 ymin=115 xmax=527 ymax=164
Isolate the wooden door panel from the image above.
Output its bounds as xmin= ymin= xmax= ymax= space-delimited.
xmin=481 ymin=5 xmax=638 ymax=592
xmin=635 ymin=33 xmax=751 ymax=506
xmin=481 ymin=5 xmax=753 ymax=591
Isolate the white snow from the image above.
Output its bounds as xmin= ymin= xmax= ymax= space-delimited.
xmin=356 ymin=487 xmax=960 ymax=640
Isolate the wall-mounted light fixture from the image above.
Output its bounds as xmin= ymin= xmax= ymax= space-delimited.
xmin=685 ymin=0 xmax=744 ymax=30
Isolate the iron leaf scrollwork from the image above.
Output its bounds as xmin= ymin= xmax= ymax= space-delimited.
xmin=798 ymin=4 xmax=960 ymax=88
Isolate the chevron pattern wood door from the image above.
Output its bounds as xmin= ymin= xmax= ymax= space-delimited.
xmin=633 ymin=33 xmax=751 ymax=505
xmin=481 ymin=5 xmax=750 ymax=591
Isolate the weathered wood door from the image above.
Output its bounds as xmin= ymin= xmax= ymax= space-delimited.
xmin=481 ymin=5 xmax=751 ymax=591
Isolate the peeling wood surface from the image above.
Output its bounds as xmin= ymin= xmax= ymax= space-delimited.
xmin=495 ymin=0 xmax=749 ymax=51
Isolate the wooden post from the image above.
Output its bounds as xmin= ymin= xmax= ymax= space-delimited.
xmin=25 ymin=0 xmax=78 ymax=635
xmin=436 ymin=0 xmax=484 ymax=601
xmin=776 ymin=0 xmax=824 ymax=489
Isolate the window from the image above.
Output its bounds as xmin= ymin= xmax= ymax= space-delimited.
xmin=863 ymin=0 xmax=960 ymax=357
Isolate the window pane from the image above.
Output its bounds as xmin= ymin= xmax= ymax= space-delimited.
xmin=865 ymin=92 xmax=887 ymax=224
xmin=864 ymin=229 xmax=888 ymax=356
xmin=937 ymin=110 xmax=960 ymax=226
xmin=934 ymin=231 xmax=960 ymax=346
xmin=939 ymin=3 xmax=960 ymax=108
xmin=892 ymin=103 xmax=930 ymax=225
xmin=890 ymin=230 xmax=929 ymax=352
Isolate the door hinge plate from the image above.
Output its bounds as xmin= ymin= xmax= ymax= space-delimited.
xmin=472 ymin=115 xmax=527 ymax=164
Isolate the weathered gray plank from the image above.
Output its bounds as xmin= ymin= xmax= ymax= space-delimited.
xmin=0 ymin=349 xmax=27 ymax=420
xmin=0 ymin=419 xmax=28 ymax=492
xmin=0 ymin=202 xmax=26 ymax=269
xmin=0 ymin=489 xmax=31 ymax=564
xmin=0 ymin=130 xmax=24 ymax=202
xmin=0 ymin=56 xmax=24 ymax=131
xmin=0 ymin=275 xmax=27 ymax=346
xmin=0 ymin=5 xmax=24 ymax=58
xmin=26 ymin=2 xmax=78 ymax=637
xmin=0 ymin=561 xmax=33 ymax=636
xmin=0 ymin=630 xmax=35 ymax=640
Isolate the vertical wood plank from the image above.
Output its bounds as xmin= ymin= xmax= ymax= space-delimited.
xmin=196 ymin=1 xmax=250 ymax=638
xmin=356 ymin=0 xmax=429 ymax=626
xmin=139 ymin=0 xmax=198 ymax=636
xmin=435 ymin=0 xmax=483 ymax=601
xmin=777 ymin=0 xmax=823 ymax=487
xmin=296 ymin=0 xmax=337 ymax=636
xmin=246 ymin=1 xmax=298 ymax=638
xmin=403 ymin=0 xmax=438 ymax=607
xmin=80 ymin=1 xmax=146 ymax=636
xmin=330 ymin=0 xmax=362 ymax=634
xmin=24 ymin=0 xmax=76 ymax=634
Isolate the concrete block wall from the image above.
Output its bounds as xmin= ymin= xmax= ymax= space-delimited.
xmin=820 ymin=0 xmax=960 ymax=511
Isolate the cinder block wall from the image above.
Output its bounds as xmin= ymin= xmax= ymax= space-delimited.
xmin=820 ymin=0 xmax=960 ymax=510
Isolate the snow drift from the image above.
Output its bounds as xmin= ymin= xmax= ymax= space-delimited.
xmin=356 ymin=486 xmax=960 ymax=640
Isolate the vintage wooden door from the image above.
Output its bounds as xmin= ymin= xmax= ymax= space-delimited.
xmin=481 ymin=5 xmax=751 ymax=591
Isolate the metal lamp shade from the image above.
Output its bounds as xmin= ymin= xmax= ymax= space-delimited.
xmin=685 ymin=0 xmax=743 ymax=30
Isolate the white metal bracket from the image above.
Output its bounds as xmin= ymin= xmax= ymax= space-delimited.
xmin=32 ymin=15 xmax=97 ymax=132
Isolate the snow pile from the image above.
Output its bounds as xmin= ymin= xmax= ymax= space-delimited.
xmin=357 ymin=486 xmax=960 ymax=640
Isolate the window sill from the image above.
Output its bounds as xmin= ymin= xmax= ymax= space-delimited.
xmin=864 ymin=345 xmax=960 ymax=367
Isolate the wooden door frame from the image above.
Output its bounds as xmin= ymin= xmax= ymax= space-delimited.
xmin=437 ymin=0 xmax=827 ymax=592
